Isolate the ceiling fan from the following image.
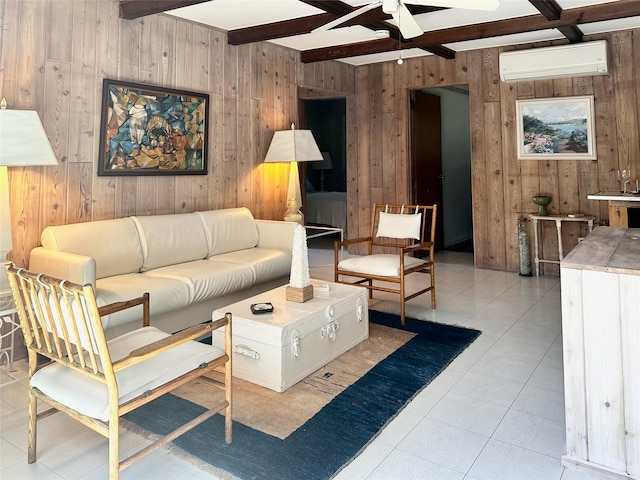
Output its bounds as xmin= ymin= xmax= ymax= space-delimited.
xmin=313 ymin=0 xmax=500 ymax=39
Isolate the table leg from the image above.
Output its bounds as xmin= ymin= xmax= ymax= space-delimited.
xmin=556 ymin=219 xmax=564 ymax=261
xmin=533 ymin=218 xmax=540 ymax=276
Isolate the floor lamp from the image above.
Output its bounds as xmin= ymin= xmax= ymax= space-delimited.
xmin=0 ymin=98 xmax=58 ymax=291
xmin=264 ymin=123 xmax=323 ymax=223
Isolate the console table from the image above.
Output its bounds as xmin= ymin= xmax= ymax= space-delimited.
xmin=529 ymin=214 xmax=595 ymax=276
xmin=587 ymin=191 xmax=640 ymax=227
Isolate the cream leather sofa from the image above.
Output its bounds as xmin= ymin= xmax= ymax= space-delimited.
xmin=29 ymin=207 xmax=297 ymax=338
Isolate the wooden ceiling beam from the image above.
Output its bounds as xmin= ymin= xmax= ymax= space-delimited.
xmin=530 ymin=0 xmax=583 ymax=42
xmin=119 ymin=0 xmax=212 ymax=19
xmin=228 ymin=2 xmax=442 ymax=45
xmin=229 ymin=0 xmax=451 ymax=58
xmin=301 ymin=0 xmax=640 ymax=62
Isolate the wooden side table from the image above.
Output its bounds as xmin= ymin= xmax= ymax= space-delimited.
xmin=529 ymin=214 xmax=595 ymax=276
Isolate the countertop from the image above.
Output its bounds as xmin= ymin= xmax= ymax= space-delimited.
xmin=561 ymin=226 xmax=640 ymax=274
xmin=586 ymin=191 xmax=640 ymax=201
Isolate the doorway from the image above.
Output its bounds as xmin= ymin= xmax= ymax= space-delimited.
xmin=301 ymin=97 xmax=347 ymax=248
xmin=411 ymin=86 xmax=473 ymax=253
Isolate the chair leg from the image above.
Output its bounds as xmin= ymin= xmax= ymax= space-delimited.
xmin=430 ymin=268 xmax=436 ymax=309
xmin=224 ymin=361 xmax=232 ymax=444
xmin=109 ymin=415 xmax=119 ymax=480
xmin=27 ymin=387 xmax=37 ymax=463
xmin=400 ymin=276 xmax=406 ymax=326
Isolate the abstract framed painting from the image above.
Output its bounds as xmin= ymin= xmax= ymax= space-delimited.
xmin=98 ymin=79 xmax=209 ymax=176
xmin=516 ymin=95 xmax=596 ymax=160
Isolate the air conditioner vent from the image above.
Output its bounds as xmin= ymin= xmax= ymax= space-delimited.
xmin=499 ymin=40 xmax=608 ymax=82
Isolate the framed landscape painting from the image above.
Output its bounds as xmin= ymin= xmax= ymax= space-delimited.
xmin=516 ymin=95 xmax=596 ymax=160
xmin=98 ymin=79 xmax=209 ymax=176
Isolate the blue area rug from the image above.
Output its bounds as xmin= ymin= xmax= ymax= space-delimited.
xmin=124 ymin=311 xmax=480 ymax=480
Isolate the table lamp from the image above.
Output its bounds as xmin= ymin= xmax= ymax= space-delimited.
xmin=313 ymin=152 xmax=333 ymax=191
xmin=264 ymin=123 xmax=323 ymax=223
xmin=0 ymin=98 xmax=58 ymax=291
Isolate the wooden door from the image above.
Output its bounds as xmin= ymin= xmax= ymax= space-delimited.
xmin=411 ymin=90 xmax=444 ymax=250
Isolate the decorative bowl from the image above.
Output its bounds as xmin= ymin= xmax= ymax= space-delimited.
xmin=532 ymin=195 xmax=552 ymax=216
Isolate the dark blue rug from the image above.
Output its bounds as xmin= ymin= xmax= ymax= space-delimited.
xmin=124 ymin=311 xmax=480 ymax=480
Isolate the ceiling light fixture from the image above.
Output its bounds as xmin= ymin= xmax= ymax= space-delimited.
xmin=374 ymin=30 xmax=390 ymax=39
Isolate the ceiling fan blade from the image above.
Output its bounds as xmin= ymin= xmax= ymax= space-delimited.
xmin=405 ymin=0 xmax=499 ymax=11
xmin=392 ymin=4 xmax=424 ymax=39
xmin=312 ymin=1 xmax=382 ymax=33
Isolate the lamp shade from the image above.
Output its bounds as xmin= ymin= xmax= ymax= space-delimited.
xmin=313 ymin=152 xmax=333 ymax=170
xmin=0 ymin=103 xmax=58 ymax=291
xmin=0 ymin=108 xmax=58 ymax=166
xmin=264 ymin=124 xmax=323 ymax=164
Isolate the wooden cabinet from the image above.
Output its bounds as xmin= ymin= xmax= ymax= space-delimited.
xmin=560 ymin=227 xmax=640 ymax=479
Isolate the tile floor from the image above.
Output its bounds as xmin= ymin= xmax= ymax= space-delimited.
xmin=0 ymin=249 xmax=604 ymax=479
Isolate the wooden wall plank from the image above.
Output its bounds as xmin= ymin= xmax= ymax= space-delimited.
xmin=582 ymin=270 xmax=626 ymax=470
xmin=620 ymin=273 xmax=640 ymax=476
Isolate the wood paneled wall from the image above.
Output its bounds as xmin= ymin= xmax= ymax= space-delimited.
xmin=0 ymin=0 xmax=355 ymax=267
xmin=3 ymin=0 xmax=639 ymax=274
xmin=353 ymin=29 xmax=640 ymax=272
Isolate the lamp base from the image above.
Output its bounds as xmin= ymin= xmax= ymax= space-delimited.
xmin=284 ymin=198 xmax=303 ymax=224
xmin=286 ymin=285 xmax=313 ymax=303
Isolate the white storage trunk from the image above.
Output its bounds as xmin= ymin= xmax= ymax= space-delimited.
xmin=212 ymin=282 xmax=368 ymax=392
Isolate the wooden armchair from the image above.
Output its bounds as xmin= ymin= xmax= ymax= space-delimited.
xmin=334 ymin=203 xmax=437 ymax=325
xmin=4 ymin=264 xmax=232 ymax=480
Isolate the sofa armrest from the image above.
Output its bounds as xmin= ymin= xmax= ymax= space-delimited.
xmin=29 ymin=247 xmax=97 ymax=288
xmin=255 ymin=220 xmax=298 ymax=251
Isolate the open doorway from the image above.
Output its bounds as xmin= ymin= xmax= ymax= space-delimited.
xmin=411 ymin=86 xmax=473 ymax=254
xmin=301 ymin=98 xmax=347 ymax=249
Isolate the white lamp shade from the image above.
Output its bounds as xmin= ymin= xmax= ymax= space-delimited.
xmin=0 ymin=106 xmax=58 ymax=290
xmin=313 ymin=152 xmax=333 ymax=170
xmin=0 ymin=109 xmax=58 ymax=166
xmin=264 ymin=125 xmax=323 ymax=164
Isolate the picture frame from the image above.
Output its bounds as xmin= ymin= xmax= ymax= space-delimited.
xmin=98 ymin=79 xmax=209 ymax=176
xmin=516 ymin=95 xmax=596 ymax=160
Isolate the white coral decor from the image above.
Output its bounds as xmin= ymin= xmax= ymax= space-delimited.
xmin=289 ymin=224 xmax=311 ymax=288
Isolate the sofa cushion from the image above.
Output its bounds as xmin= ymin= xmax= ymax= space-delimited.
xmin=40 ymin=218 xmax=143 ymax=280
xmin=196 ymin=208 xmax=259 ymax=257
xmin=30 ymin=326 xmax=223 ymax=422
xmin=96 ymin=274 xmax=192 ymax=330
xmin=145 ymin=259 xmax=256 ymax=303
xmin=132 ymin=213 xmax=208 ymax=272
xmin=213 ymin=248 xmax=292 ymax=283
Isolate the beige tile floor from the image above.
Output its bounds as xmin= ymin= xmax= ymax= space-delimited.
xmin=0 ymin=249 xmax=605 ymax=480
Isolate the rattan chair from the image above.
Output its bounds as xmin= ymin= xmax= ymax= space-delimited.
xmin=4 ymin=264 xmax=232 ymax=480
xmin=334 ymin=203 xmax=437 ymax=325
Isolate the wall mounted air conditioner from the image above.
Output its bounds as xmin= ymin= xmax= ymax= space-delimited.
xmin=499 ymin=40 xmax=608 ymax=82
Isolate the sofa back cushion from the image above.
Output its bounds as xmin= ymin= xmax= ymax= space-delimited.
xmin=132 ymin=213 xmax=209 ymax=272
xmin=196 ymin=208 xmax=259 ymax=257
xmin=40 ymin=218 xmax=143 ymax=280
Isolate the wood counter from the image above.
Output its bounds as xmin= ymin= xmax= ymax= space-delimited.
xmin=560 ymin=226 xmax=640 ymax=479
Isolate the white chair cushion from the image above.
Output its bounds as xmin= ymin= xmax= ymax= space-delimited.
xmin=338 ymin=254 xmax=427 ymax=277
xmin=30 ymin=327 xmax=224 ymax=422
xmin=376 ymin=211 xmax=422 ymax=240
